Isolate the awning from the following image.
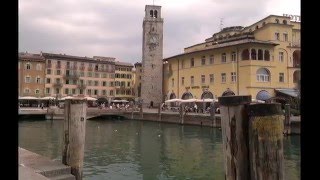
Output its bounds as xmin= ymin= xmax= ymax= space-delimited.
xmin=275 ymin=88 xmax=299 ymax=98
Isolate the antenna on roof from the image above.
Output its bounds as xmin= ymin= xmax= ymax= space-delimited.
xmin=220 ymin=18 xmax=224 ymax=30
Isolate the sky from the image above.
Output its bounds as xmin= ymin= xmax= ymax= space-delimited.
xmin=19 ymin=0 xmax=300 ymax=64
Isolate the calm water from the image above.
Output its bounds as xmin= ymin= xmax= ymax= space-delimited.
xmin=18 ymin=119 xmax=300 ymax=180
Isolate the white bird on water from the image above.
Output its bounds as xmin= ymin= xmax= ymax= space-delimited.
xmin=158 ymin=134 xmax=161 ymax=137
xmin=114 ymin=129 xmax=118 ymax=132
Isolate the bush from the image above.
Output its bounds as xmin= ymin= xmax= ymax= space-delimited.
xmin=290 ymin=108 xmax=300 ymax=116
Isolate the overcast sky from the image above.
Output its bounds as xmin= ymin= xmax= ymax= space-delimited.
xmin=19 ymin=0 xmax=300 ymax=64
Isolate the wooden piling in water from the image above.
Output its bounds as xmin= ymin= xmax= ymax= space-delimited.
xmin=247 ymin=103 xmax=284 ymax=180
xmin=158 ymin=105 xmax=162 ymax=121
xmin=179 ymin=103 xmax=185 ymax=125
xmin=284 ymin=104 xmax=291 ymax=134
xmin=209 ymin=102 xmax=216 ymax=127
xmin=140 ymin=104 xmax=143 ymax=119
xmin=62 ymin=99 xmax=87 ymax=180
xmin=219 ymin=95 xmax=251 ymax=180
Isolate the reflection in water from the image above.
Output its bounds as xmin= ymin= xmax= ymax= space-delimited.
xmin=19 ymin=120 xmax=300 ymax=180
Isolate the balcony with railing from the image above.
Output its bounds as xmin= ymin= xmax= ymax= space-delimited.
xmin=80 ymin=66 xmax=85 ymax=71
xmin=63 ymin=73 xmax=80 ymax=80
xmin=53 ymin=82 xmax=63 ymax=88
xmin=88 ymin=67 xmax=93 ymax=71
xmin=56 ymin=64 xmax=61 ymax=69
xmin=46 ymin=64 xmax=52 ymax=68
xmin=77 ymin=83 xmax=87 ymax=89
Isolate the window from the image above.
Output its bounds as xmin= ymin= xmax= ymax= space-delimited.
xmin=256 ymin=68 xmax=270 ymax=82
xmin=102 ymin=81 xmax=106 ymax=86
xmin=94 ymin=81 xmax=99 ymax=86
xmin=65 ymin=88 xmax=69 ymax=95
xmin=221 ymin=53 xmax=227 ymax=63
xmin=110 ymin=90 xmax=114 ymax=96
xmin=36 ymin=64 xmax=42 ymax=71
xmin=46 ymin=88 xmax=50 ymax=94
xmin=181 ymin=77 xmax=185 ymax=85
xmin=283 ymin=20 xmax=287 ymax=24
xmin=275 ymin=19 xmax=279 ymax=23
xmin=35 ymin=89 xmax=40 ymax=94
xmin=36 ymin=77 xmax=41 ymax=84
xmin=46 ymin=78 xmax=51 ymax=84
xmin=231 ymin=52 xmax=236 ymax=62
xmin=88 ymin=80 xmax=92 ymax=86
xmin=181 ymin=60 xmax=185 ymax=68
xmin=102 ymin=90 xmax=106 ymax=95
xmin=80 ymin=72 xmax=84 ymax=77
xmin=72 ymin=89 xmax=76 ymax=95
xmin=210 ymin=74 xmax=214 ymax=83
xmin=55 ymin=88 xmax=60 ymax=94
xmin=258 ymin=49 xmax=263 ymax=60
xmin=209 ymin=55 xmax=214 ymax=64
xmin=65 ymin=79 xmax=70 ymax=85
xmin=242 ymin=49 xmax=250 ymax=60
xmin=201 ymin=56 xmax=206 ymax=65
xmin=201 ymin=75 xmax=205 ymax=84
xmin=191 ymin=76 xmax=194 ymax=85
xmin=110 ymin=82 xmax=114 ymax=87
xmin=94 ymin=90 xmax=98 ymax=95
xmin=139 ymin=76 xmax=141 ymax=80
xmin=279 ymin=52 xmax=284 ymax=62
xmin=127 ymin=82 xmax=130 ymax=87
xmin=275 ymin=32 xmax=280 ymax=40
xmin=190 ymin=58 xmax=194 ymax=67
xmin=25 ymin=76 xmax=31 ymax=83
xmin=24 ymin=88 xmax=30 ymax=93
xmin=279 ymin=73 xmax=284 ymax=82
xmin=95 ymin=73 xmax=99 ymax=78
xmin=47 ymin=69 xmax=51 ymax=74
xmin=231 ymin=72 xmax=237 ymax=82
xmin=87 ymin=89 xmax=92 ymax=95
xmin=102 ymin=73 xmax=107 ymax=78
xmin=251 ymin=49 xmax=257 ymax=60
xmin=264 ymin=50 xmax=270 ymax=61
xmin=26 ymin=63 xmax=31 ymax=70
xmin=221 ymin=73 xmax=226 ymax=83
xmin=56 ymin=70 xmax=61 ymax=75
xmin=283 ymin=33 xmax=288 ymax=41
xmin=171 ymin=78 xmax=174 ymax=87
xmin=88 ymin=72 xmax=92 ymax=77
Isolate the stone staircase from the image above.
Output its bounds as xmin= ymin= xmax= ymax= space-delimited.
xmin=19 ymin=148 xmax=75 ymax=180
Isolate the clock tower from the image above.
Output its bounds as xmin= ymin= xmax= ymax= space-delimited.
xmin=141 ymin=5 xmax=163 ymax=108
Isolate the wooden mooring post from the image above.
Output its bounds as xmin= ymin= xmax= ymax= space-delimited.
xmin=247 ymin=103 xmax=284 ymax=180
xmin=62 ymin=99 xmax=87 ymax=180
xmin=158 ymin=105 xmax=162 ymax=121
xmin=179 ymin=103 xmax=185 ymax=125
xmin=139 ymin=104 xmax=143 ymax=119
xmin=209 ymin=102 xmax=216 ymax=127
xmin=284 ymin=104 xmax=291 ymax=134
xmin=219 ymin=95 xmax=252 ymax=180
xmin=219 ymin=95 xmax=285 ymax=180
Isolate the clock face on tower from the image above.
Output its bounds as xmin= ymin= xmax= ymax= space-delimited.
xmin=148 ymin=34 xmax=158 ymax=51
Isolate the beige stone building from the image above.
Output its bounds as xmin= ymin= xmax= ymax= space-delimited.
xmin=163 ymin=15 xmax=300 ymax=103
xmin=133 ymin=62 xmax=143 ymax=98
xmin=114 ymin=62 xmax=134 ymax=100
xmin=18 ymin=53 xmax=46 ymax=97
xmin=41 ymin=53 xmax=116 ymax=102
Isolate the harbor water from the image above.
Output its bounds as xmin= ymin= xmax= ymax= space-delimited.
xmin=19 ymin=119 xmax=300 ymax=180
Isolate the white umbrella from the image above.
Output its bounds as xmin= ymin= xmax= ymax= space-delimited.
xmin=19 ymin=96 xmax=39 ymax=100
xmin=165 ymin=98 xmax=182 ymax=103
xmin=85 ymin=96 xmax=97 ymax=101
xmin=181 ymin=98 xmax=197 ymax=103
xmin=120 ymin=100 xmax=129 ymax=103
xmin=40 ymin=96 xmax=56 ymax=100
xmin=195 ymin=98 xmax=214 ymax=103
xmin=60 ymin=96 xmax=75 ymax=100
xmin=111 ymin=100 xmax=121 ymax=102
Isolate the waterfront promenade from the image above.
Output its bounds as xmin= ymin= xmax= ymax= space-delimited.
xmin=19 ymin=147 xmax=75 ymax=180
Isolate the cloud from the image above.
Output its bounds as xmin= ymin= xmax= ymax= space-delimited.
xmin=19 ymin=0 xmax=300 ymax=63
